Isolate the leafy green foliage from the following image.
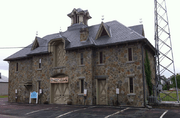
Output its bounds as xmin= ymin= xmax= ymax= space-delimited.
xmin=160 ymin=92 xmax=180 ymax=101
xmin=144 ymin=50 xmax=152 ymax=96
xmin=163 ymin=83 xmax=173 ymax=90
xmin=0 ymin=95 xmax=8 ymax=98
xmin=171 ymin=75 xmax=180 ymax=89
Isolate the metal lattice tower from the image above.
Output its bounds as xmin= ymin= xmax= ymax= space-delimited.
xmin=154 ymin=0 xmax=179 ymax=102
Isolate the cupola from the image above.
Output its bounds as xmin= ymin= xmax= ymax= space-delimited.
xmin=67 ymin=8 xmax=92 ymax=26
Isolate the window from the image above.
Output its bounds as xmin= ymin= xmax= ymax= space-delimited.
xmin=37 ymin=81 xmax=41 ymax=93
xmin=54 ymin=42 xmax=65 ymax=67
xmin=128 ymin=48 xmax=132 ymax=61
xmin=16 ymin=63 xmax=18 ymax=71
xmin=39 ymin=59 xmax=41 ymax=69
xmin=99 ymin=51 xmax=103 ymax=64
xmin=80 ymin=79 xmax=84 ymax=93
xmin=80 ymin=53 xmax=83 ymax=65
xmin=129 ymin=77 xmax=133 ymax=93
xmin=76 ymin=14 xmax=79 ymax=23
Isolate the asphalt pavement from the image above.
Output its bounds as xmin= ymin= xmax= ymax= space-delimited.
xmin=0 ymin=98 xmax=180 ymax=118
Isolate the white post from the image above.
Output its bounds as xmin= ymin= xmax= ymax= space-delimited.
xmin=36 ymin=93 xmax=38 ymax=104
xmin=29 ymin=92 xmax=31 ymax=104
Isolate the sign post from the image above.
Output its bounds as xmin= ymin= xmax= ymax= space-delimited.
xmin=29 ymin=91 xmax=38 ymax=104
xmin=84 ymin=89 xmax=87 ymax=105
xmin=116 ymin=88 xmax=119 ymax=106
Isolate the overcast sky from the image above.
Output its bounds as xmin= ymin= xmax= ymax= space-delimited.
xmin=0 ymin=0 xmax=179 ymax=78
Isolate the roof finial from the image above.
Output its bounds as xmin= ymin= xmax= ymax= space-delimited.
xmin=59 ymin=27 xmax=62 ymax=37
xmin=101 ymin=15 xmax=104 ymax=22
xmin=59 ymin=27 xmax=61 ymax=33
xmin=139 ymin=18 xmax=143 ymax=24
xmin=36 ymin=31 xmax=38 ymax=37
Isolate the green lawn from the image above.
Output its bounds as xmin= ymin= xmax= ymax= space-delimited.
xmin=160 ymin=91 xmax=180 ymax=101
xmin=0 ymin=95 xmax=8 ymax=98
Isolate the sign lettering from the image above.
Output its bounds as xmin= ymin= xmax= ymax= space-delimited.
xmin=50 ymin=77 xmax=68 ymax=83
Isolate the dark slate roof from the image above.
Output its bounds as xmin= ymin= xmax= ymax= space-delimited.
xmin=28 ymin=37 xmax=48 ymax=55
xmin=129 ymin=24 xmax=144 ymax=36
xmin=4 ymin=20 xmax=153 ymax=61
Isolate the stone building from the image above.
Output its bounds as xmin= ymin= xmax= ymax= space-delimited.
xmin=4 ymin=8 xmax=156 ymax=107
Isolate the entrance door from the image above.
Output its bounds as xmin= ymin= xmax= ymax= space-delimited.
xmin=98 ymin=79 xmax=107 ymax=105
xmin=52 ymin=83 xmax=69 ymax=104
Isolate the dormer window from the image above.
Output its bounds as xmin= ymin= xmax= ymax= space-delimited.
xmin=95 ymin=22 xmax=111 ymax=39
xmin=31 ymin=37 xmax=39 ymax=50
xmin=76 ymin=15 xmax=79 ymax=23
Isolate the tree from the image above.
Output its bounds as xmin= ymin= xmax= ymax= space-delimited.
xmin=171 ymin=74 xmax=180 ymax=89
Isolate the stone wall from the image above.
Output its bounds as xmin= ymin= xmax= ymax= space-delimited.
xmin=8 ymin=42 xmax=155 ymax=107
xmin=66 ymin=48 xmax=93 ymax=105
xmin=8 ymin=58 xmax=32 ymax=103
xmin=93 ymin=43 xmax=144 ymax=106
xmin=143 ymin=46 xmax=156 ymax=101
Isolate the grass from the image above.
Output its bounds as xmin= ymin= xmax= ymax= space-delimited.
xmin=0 ymin=95 xmax=8 ymax=98
xmin=160 ymin=91 xmax=180 ymax=101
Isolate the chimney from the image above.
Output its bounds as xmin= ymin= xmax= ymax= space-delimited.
xmin=80 ymin=27 xmax=89 ymax=42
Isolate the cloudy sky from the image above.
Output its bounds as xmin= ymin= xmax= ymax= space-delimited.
xmin=0 ymin=0 xmax=179 ymax=78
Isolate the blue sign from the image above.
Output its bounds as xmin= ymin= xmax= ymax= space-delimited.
xmin=31 ymin=91 xmax=38 ymax=99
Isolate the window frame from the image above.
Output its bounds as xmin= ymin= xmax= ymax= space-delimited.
xmin=39 ymin=59 xmax=42 ymax=69
xmin=128 ymin=48 xmax=133 ymax=61
xmin=16 ymin=62 xmax=18 ymax=71
xmin=129 ymin=77 xmax=133 ymax=93
xmin=80 ymin=79 xmax=84 ymax=94
xmin=80 ymin=52 xmax=84 ymax=65
xmin=99 ymin=51 xmax=103 ymax=64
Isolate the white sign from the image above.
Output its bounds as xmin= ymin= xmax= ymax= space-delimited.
xmin=39 ymin=89 xmax=42 ymax=94
xmin=84 ymin=89 xmax=87 ymax=96
xmin=15 ymin=89 xmax=17 ymax=93
xmin=116 ymin=88 xmax=119 ymax=94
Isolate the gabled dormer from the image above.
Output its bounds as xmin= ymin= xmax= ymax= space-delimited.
xmin=95 ymin=22 xmax=111 ymax=39
xmin=67 ymin=8 xmax=92 ymax=26
xmin=31 ymin=37 xmax=39 ymax=50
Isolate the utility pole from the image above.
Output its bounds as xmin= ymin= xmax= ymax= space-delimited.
xmin=154 ymin=0 xmax=179 ymax=103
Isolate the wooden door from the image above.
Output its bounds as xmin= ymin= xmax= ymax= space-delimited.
xmin=98 ymin=79 xmax=107 ymax=105
xmin=52 ymin=83 xmax=69 ymax=104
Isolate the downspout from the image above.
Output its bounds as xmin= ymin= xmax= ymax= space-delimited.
xmin=141 ymin=43 xmax=146 ymax=107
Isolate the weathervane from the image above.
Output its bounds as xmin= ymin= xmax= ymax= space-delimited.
xmin=36 ymin=31 xmax=38 ymax=36
xmin=59 ymin=27 xmax=61 ymax=33
xmin=139 ymin=18 xmax=143 ymax=24
xmin=59 ymin=27 xmax=62 ymax=37
xmin=101 ymin=15 xmax=104 ymax=22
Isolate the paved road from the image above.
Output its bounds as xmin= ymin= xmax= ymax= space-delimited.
xmin=0 ymin=98 xmax=180 ymax=118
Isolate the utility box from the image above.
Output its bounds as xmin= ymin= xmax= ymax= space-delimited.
xmin=158 ymin=84 xmax=162 ymax=91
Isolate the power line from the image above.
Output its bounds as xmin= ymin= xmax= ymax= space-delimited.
xmin=0 ymin=46 xmax=47 ymax=49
